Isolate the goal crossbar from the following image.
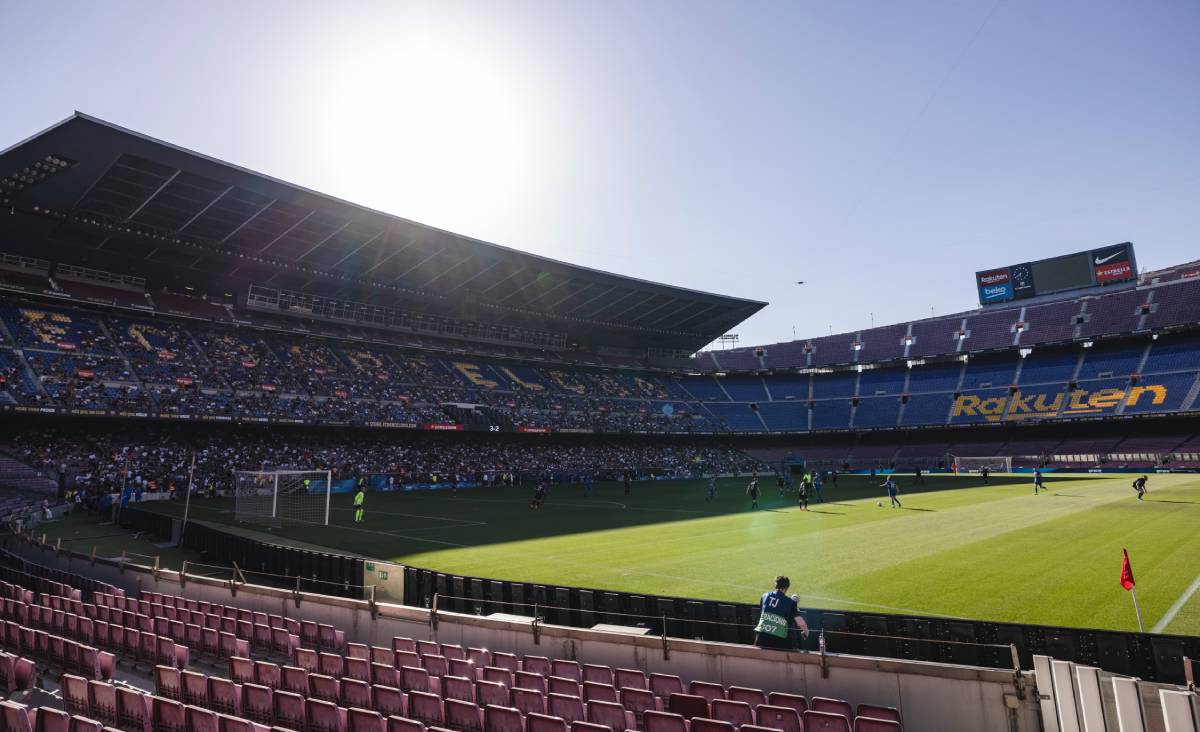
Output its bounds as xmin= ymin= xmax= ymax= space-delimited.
xmin=234 ymin=469 xmax=333 ymax=527
xmin=948 ymin=455 xmax=1012 ymax=473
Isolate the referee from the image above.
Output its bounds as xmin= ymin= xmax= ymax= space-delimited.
xmin=353 ymin=485 xmax=365 ymax=523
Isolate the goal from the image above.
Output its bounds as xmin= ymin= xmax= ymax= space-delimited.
xmin=234 ymin=469 xmax=333 ymax=527
xmin=949 ymin=455 xmax=1012 ymax=473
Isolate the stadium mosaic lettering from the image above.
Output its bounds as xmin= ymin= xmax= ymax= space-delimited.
xmin=952 ymin=384 xmax=1168 ymax=423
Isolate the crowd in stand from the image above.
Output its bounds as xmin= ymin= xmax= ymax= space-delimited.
xmin=4 ymin=423 xmax=767 ymax=499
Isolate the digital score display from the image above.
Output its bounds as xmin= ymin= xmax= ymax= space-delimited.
xmin=975 ymin=242 xmax=1135 ymax=306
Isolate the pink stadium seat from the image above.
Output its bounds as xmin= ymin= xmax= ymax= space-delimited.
xmin=1 ymin=700 xmax=31 ymax=732
xmin=229 ymin=657 xmax=255 ymax=686
xmin=767 ymin=693 xmax=807 ymax=717
xmin=416 ymin=641 xmax=440 ymax=657
xmin=440 ymin=645 xmax=466 ymax=662
xmin=422 ymin=656 xmax=449 ymax=678
xmin=476 ymin=681 xmax=508 ymax=709
xmin=568 ymin=722 xmax=608 ymax=732
xmin=522 ymin=657 xmax=551 ymax=677
xmin=586 ymin=700 xmax=634 ymax=731
xmin=803 ymin=710 xmax=852 ymax=732
xmin=185 ymin=706 xmax=219 ymax=732
xmin=349 ymin=643 xmax=371 ymax=659
xmin=88 ymin=679 xmax=117 ymax=726
xmin=310 ymin=674 xmax=341 ymax=703
xmin=35 ymin=706 xmax=70 ymax=732
xmin=480 ymin=668 xmax=513 ymax=689
xmin=667 ymin=694 xmax=709 ymax=721
xmin=153 ymin=696 xmax=187 ymax=732
xmin=208 ymin=677 xmax=240 ymax=717
xmin=407 ymin=691 xmax=445 ymax=727
xmin=467 ymin=648 xmax=492 ymax=668
xmin=711 ymin=700 xmax=753 ymax=728
xmin=524 ymin=713 xmax=567 ymax=732
xmin=281 ymin=665 xmax=309 ymax=695
xmin=510 ymin=688 xmax=545 ymax=716
xmin=319 ymin=625 xmax=346 ymax=651
xmin=550 ymin=661 xmax=580 ymax=683
xmin=255 ymin=661 xmax=281 ymax=689
xmin=348 ymin=708 xmax=387 ymax=732
xmin=302 ymin=621 xmax=320 ymax=647
xmin=387 ymin=717 xmax=426 ymax=732
xmin=342 ymin=679 xmax=374 ymax=710
xmin=513 ymin=672 xmax=545 ymax=695
xmin=742 ymin=725 xmax=784 ymax=732
xmin=117 ymin=687 xmax=150 ymax=732
xmin=855 ymin=705 xmax=901 ymax=725
xmin=396 ymin=652 xmax=423 ymax=670
xmin=272 ymin=628 xmax=299 ymax=657
xmin=307 ymin=699 xmax=346 ymax=732
xmin=811 ymin=698 xmax=854 ymax=722
xmin=755 ymin=705 xmax=801 ymax=732
xmin=445 ymin=699 xmax=485 ymax=732
xmin=62 ymin=674 xmax=92 ymax=716
xmin=273 ymin=690 xmax=307 ymax=731
xmin=690 ymin=719 xmax=735 ymax=732
xmin=728 ymin=688 xmax=767 ymax=707
xmin=689 ymin=682 xmax=725 ymax=705
xmin=181 ymin=670 xmax=208 ymax=707
xmin=853 ymin=718 xmax=902 ymax=732
xmin=449 ymin=659 xmax=476 ymax=679
xmin=547 ymin=695 xmax=586 ymax=726
xmin=442 ymin=676 xmax=476 ymax=703
xmin=240 ymin=683 xmax=274 ymax=726
xmin=321 ymin=653 xmax=346 ymax=678
xmin=347 ymin=658 xmax=373 ymax=683
xmin=580 ymin=666 xmax=612 ymax=686
xmin=547 ymin=677 xmax=580 ymax=699
xmin=373 ymin=663 xmax=399 ymax=688
xmin=401 ymin=667 xmax=438 ymax=696
xmin=374 ymin=685 xmax=406 ymax=718
xmin=492 ymin=654 xmax=519 ymax=674
xmin=253 ymin=624 xmax=272 ymax=650
xmin=392 ymin=637 xmax=418 ymax=654
xmin=619 ymin=687 xmax=660 ymax=724
xmin=483 ymin=705 xmax=522 ymax=732
xmin=156 ymin=666 xmax=182 ymax=701
xmin=372 ymin=646 xmax=395 ymax=666
xmin=295 ymin=648 xmax=320 ymax=674
xmin=648 ymin=675 xmax=683 ymax=701
xmin=581 ymin=683 xmax=617 ymax=704
xmin=612 ymin=669 xmax=646 ymax=691
xmin=68 ymin=716 xmax=103 ymax=732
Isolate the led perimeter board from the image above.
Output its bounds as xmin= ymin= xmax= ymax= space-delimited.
xmin=975 ymin=242 xmax=1136 ymax=306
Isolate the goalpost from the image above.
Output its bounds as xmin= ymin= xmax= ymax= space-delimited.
xmin=234 ymin=469 xmax=333 ymax=527
xmin=948 ymin=455 xmax=1012 ymax=473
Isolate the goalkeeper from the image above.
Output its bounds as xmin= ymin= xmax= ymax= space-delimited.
xmin=353 ymin=485 xmax=365 ymax=523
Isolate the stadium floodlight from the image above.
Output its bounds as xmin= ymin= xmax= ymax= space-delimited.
xmin=234 ymin=469 xmax=333 ymax=528
xmin=948 ymin=455 xmax=1012 ymax=474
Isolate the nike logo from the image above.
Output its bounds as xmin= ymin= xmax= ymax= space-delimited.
xmin=1095 ymin=251 xmax=1124 ymax=265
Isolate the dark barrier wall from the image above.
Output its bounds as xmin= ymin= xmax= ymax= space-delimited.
xmin=122 ymin=508 xmax=1197 ymax=683
xmin=120 ymin=509 xmax=365 ymax=600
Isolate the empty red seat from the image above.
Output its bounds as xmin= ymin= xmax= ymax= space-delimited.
xmin=689 ymin=682 xmax=725 ymax=705
xmin=392 ymin=637 xmax=418 ymax=654
xmin=480 ymin=667 xmax=511 ymax=689
xmin=302 ymin=621 xmax=320 ymax=647
xmin=568 ymin=722 xmax=607 ymax=732
xmin=643 ymin=710 xmax=687 ymax=732
xmin=68 ymin=716 xmax=103 ymax=732
xmin=586 ymin=700 xmax=633 ymax=731
xmin=581 ymin=683 xmax=617 ymax=704
xmin=547 ymin=677 xmax=580 ymax=699
xmin=295 ymin=648 xmax=319 ymax=673
xmin=153 ymin=696 xmax=187 ymax=732
xmin=373 ymin=663 xmax=399 ymax=688
xmin=767 ymin=693 xmax=807 ymax=717
xmin=342 ymin=678 xmax=374 ymax=709
xmin=181 ymin=670 xmax=208 ymax=707
xmin=281 ymin=665 xmax=309 ymax=695
xmin=546 ymin=695 xmax=585 ymax=726
xmin=62 ymin=674 xmax=91 ymax=716
xmin=274 ymin=690 xmax=307 ymax=730
xmin=522 ymin=657 xmax=551 ymax=677
xmin=308 ymin=674 xmax=341 ymax=704
xmin=348 ymin=709 xmax=387 ymax=732
xmin=349 ymin=643 xmax=371 ymax=659
xmin=116 ymin=687 xmax=150 ymax=732
xmin=711 ymin=700 xmax=753 ymax=728
xmin=440 ymin=645 xmax=466 ymax=662
xmin=613 ymin=669 xmax=646 ymax=691
xmin=728 ymin=687 xmax=767 ymax=707
xmin=524 ymin=713 xmax=566 ymax=732
xmin=492 ymin=654 xmax=519 ymax=674
xmin=347 ymin=658 xmax=373 ymax=683
xmin=811 ymin=698 xmax=854 ymax=722
xmin=448 ymin=659 xmax=477 ymax=680
xmin=416 ymin=641 xmax=439 ymax=657
xmin=856 ymin=705 xmax=900 ymax=725
xmin=374 ymin=685 xmax=406 ymax=718
xmin=272 ymin=628 xmax=299 ymax=657
xmin=550 ymin=661 xmax=580 ymax=682
xmin=803 ymin=710 xmax=852 ymax=732
xmin=387 ymin=717 xmax=425 ymax=732
xmin=445 ymin=699 xmax=484 ymax=732
xmin=307 ymin=698 xmax=346 ymax=732
xmin=442 ymin=676 xmax=476 ymax=703
xmin=34 ymin=706 xmax=70 ymax=732
xmin=208 ymin=677 xmax=239 ymax=717
xmin=407 ymin=691 xmax=445 ymax=727
xmin=229 ymin=657 xmax=254 ymax=685
xmin=667 ymin=693 xmax=709 ymax=720
xmin=853 ymin=718 xmax=902 ymax=732
xmin=467 ymin=648 xmax=493 ymax=668
xmin=155 ymin=666 xmax=182 ymax=701
xmin=580 ymin=665 xmax=612 ymax=686
xmin=476 ymin=681 xmax=508 ymax=709
xmin=88 ymin=679 xmax=117 ymax=726
xmin=755 ymin=705 xmax=801 ymax=732
xmin=510 ymin=687 xmax=545 ymax=716
xmin=185 ymin=705 xmax=219 ymax=732
xmin=397 ymin=652 xmax=423 ymax=670
xmin=513 ymin=672 xmax=545 ymax=695
xmin=320 ymin=652 xmax=346 ymax=678
xmin=401 ymin=667 xmax=439 ymax=696
xmin=1 ymin=700 xmax=31 ymax=732
xmin=690 ymin=719 xmax=735 ymax=732
xmin=483 ymin=705 xmax=522 ymax=732
xmin=240 ymin=683 xmax=274 ymax=726
xmin=619 ymin=687 xmax=659 ymax=725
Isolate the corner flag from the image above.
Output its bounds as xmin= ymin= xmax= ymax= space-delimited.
xmin=1119 ymin=549 xmax=1135 ymax=591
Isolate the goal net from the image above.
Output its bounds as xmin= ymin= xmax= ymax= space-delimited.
xmin=949 ymin=455 xmax=1012 ymax=473
xmin=234 ymin=469 xmax=332 ymax=527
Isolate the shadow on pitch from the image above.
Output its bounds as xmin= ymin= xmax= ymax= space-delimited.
xmin=899 ymin=507 xmax=936 ymax=512
xmin=804 ymin=509 xmax=845 ymax=516
xmin=1148 ymin=499 xmax=1200 ymax=505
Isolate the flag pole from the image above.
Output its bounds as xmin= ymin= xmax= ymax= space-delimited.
xmin=1130 ymin=588 xmax=1144 ymax=632
xmin=180 ymin=452 xmax=196 ymax=544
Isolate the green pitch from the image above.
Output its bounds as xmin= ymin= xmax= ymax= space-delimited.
xmin=61 ymin=472 xmax=1200 ymax=635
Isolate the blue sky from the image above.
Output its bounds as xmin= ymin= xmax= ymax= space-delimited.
xmin=2 ymin=0 xmax=1198 ymax=349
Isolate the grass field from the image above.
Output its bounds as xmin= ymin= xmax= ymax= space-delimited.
xmin=45 ymin=472 xmax=1200 ymax=636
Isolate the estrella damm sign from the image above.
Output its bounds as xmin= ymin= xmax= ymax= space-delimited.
xmin=951 ymin=384 xmax=1167 ymax=423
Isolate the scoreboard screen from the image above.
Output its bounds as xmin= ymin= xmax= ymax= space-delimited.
xmin=976 ymin=242 xmax=1135 ymax=305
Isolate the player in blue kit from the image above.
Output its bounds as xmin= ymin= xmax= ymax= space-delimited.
xmin=1033 ymin=469 xmax=1046 ymax=495
xmin=882 ymin=476 xmax=901 ymax=508
xmin=707 ymin=475 xmax=717 ymax=501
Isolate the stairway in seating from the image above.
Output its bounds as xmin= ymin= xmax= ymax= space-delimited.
xmin=0 ymin=452 xmax=57 ymax=494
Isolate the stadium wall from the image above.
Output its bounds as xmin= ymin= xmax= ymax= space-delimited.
xmin=5 ymin=533 xmax=1044 ymax=732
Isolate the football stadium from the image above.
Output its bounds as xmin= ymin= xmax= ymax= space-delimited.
xmin=1 ymin=6 xmax=1199 ymax=731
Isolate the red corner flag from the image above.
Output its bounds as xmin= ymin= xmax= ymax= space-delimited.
xmin=1120 ymin=549 xmax=1135 ymax=591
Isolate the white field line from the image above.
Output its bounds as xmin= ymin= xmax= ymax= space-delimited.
xmin=1151 ymin=574 xmax=1200 ymax=633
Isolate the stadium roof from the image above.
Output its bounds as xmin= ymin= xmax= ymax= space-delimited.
xmin=0 ymin=113 xmax=766 ymax=352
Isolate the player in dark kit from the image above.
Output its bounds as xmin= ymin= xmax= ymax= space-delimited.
xmin=980 ymin=466 xmax=990 ymax=485
xmin=530 ymin=482 xmax=547 ymax=509
xmin=797 ymin=476 xmax=809 ymax=510
xmin=623 ymin=473 xmax=631 ymax=496
xmin=747 ymin=478 xmax=760 ymax=510
xmin=1132 ymin=475 xmax=1148 ymax=501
